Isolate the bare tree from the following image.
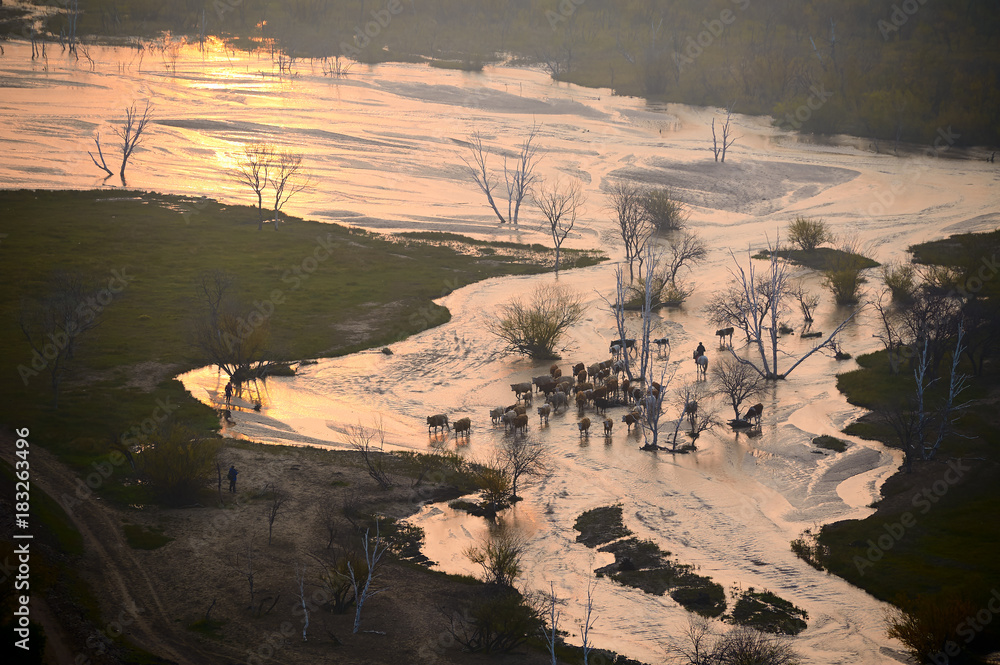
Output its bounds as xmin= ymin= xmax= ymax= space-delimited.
xmin=913 ymin=326 xmax=970 ymax=462
xmin=641 ymin=187 xmax=688 ymax=232
xmin=464 ymin=526 xmax=526 ymax=587
xmin=269 ymin=148 xmax=308 ymax=230
xmin=607 ymin=181 xmax=650 ymax=282
xmin=343 ymin=526 xmax=389 ymax=633
xmin=230 ymin=528 xmax=260 ymax=612
xmin=541 ymin=581 xmax=563 ymax=665
xmin=711 ymin=104 xmax=739 ymax=163
xmin=663 ymin=230 xmax=708 ymax=286
xmin=534 ymin=177 xmax=585 ymax=273
xmin=317 ymin=495 xmax=340 ymax=549
xmin=630 ymin=246 xmax=678 ymax=450
xmin=192 ymin=270 xmax=273 ymax=382
xmin=497 ymin=436 xmax=546 ymax=500
xmin=712 ymin=356 xmax=767 ymax=421
xmin=296 ymin=564 xmax=310 ymax=641
xmin=89 ymin=101 xmax=153 ymax=185
xmin=791 ymin=282 xmax=820 ymax=326
xmin=264 ymin=483 xmax=287 ymax=545
xmin=667 ymin=383 xmax=718 ymax=448
xmin=232 ymin=142 xmax=274 ymax=230
xmin=462 ymin=126 xmax=540 ymax=226
xmin=17 ymin=270 xmax=103 ymax=407
xmin=723 ymin=239 xmax=861 ymax=380
xmin=580 ymin=581 xmax=597 ymax=665
xmin=666 ymin=616 xmax=717 ymax=665
xmin=666 ymin=618 xmax=800 ymax=664
xmin=347 ymin=418 xmax=394 ymax=490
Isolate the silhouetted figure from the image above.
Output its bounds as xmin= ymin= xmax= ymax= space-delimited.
xmin=227 ymin=465 xmax=238 ymax=493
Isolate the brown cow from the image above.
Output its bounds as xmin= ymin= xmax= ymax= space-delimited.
xmin=453 ymin=417 xmax=471 ymax=437
xmin=578 ymin=417 xmax=591 ymax=436
xmin=427 ymin=414 xmax=450 ymax=432
xmin=603 ymin=418 xmax=613 ymax=436
xmin=513 ymin=414 xmax=529 ymax=434
xmin=621 ymin=410 xmax=642 ymax=432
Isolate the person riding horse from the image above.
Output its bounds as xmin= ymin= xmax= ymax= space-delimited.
xmin=694 ymin=342 xmax=706 ymax=360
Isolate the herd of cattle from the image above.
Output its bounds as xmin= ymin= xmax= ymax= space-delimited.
xmin=425 ymin=338 xmax=708 ymax=440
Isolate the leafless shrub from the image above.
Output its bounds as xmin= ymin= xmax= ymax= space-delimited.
xmin=347 ymin=418 xmax=393 ymax=490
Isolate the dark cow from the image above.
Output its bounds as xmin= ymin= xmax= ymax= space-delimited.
xmin=537 ymin=404 xmax=551 ymax=424
xmin=594 ymin=396 xmax=610 ymax=415
xmin=743 ymin=403 xmax=764 ymax=426
xmin=653 ymin=337 xmax=669 ymax=354
xmin=533 ymin=375 xmax=554 ymax=392
xmin=511 ymin=382 xmax=533 ymax=401
xmin=453 ymin=417 xmax=471 ymax=437
xmin=546 ymin=392 xmax=569 ymax=412
xmin=716 ymin=327 xmax=735 ymax=347
xmin=427 ymin=414 xmax=450 ymax=432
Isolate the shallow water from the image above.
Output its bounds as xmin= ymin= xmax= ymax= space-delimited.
xmin=5 ymin=38 xmax=999 ymax=663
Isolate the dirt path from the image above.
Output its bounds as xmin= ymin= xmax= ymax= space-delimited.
xmin=0 ymin=435 xmax=247 ymax=665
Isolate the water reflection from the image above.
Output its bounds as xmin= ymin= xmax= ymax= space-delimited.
xmin=6 ymin=37 xmax=997 ymax=664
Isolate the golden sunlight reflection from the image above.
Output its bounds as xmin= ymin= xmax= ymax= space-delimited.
xmin=4 ymin=39 xmax=997 ymax=665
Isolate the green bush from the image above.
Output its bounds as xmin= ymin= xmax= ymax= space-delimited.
xmin=886 ymin=594 xmax=980 ymax=663
xmin=448 ymin=586 xmax=543 ymax=654
xmin=465 ymin=527 xmax=525 ymax=587
xmin=823 ymin=248 xmax=874 ymax=305
xmin=486 ymin=284 xmax=585 ymax=359
xmin=641 ymin=188 xmax=687 ymax=232
xmin=729 ymin=588 xmax=809 ymax=635
xmin=787 ymin=217 xmax=833 ymax=252
xmin=135 ymin=421 xmax=220 ymax=502
xmin=881 ymin=262 xmax=917 ymax=303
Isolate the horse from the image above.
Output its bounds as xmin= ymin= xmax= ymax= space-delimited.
xmin=695 ymin=354 xmax=708 ymax=378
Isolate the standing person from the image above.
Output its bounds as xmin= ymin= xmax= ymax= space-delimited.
xmin=224 ymin=380 xmax=233 ymax=406
xmin=227 ymin=465 xmax=238 ymax=493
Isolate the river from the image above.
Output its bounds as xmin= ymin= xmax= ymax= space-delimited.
xmin=3 ymin=37 xmax=998 ymax=663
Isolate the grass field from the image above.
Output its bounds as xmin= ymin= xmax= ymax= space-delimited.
xmin=815 ymin=230 xmax=1000 ymax=657
xmin=0 ymin=189 xmax=602 ymax=494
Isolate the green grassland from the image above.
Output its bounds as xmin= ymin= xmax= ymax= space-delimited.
xmin=817 ymin=230 xmax=1000 ymax=655
xmin=0 ymin=189 xmax=601 ymax=489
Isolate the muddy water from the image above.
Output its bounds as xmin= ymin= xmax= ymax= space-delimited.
xmin=5 ymin=39 xmax=999 ymax=663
